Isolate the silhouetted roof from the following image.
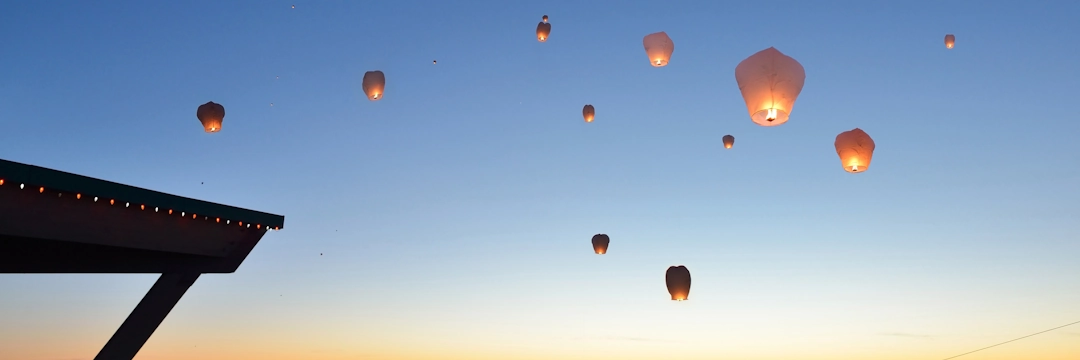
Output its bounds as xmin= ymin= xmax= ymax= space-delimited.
xmin=0 ymin=158 xmax=284 ymax=230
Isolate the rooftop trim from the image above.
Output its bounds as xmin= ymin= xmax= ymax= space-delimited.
xmin=0 ymin=158 xmax=284 ymax=229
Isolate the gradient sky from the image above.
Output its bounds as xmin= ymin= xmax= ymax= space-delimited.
xmin=2 ymin=1 xmax=1080 ymax=359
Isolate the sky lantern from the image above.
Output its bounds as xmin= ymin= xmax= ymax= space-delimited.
xmin=536 ymin=16 xmax=551 ymax=42
xmin=642 ymin=31 xmax=674 ymax=67
xmin=665 ymin=265 xmax=691 ymax=301
xmin=196 ymin=101 xmax=224 ymax=133
xmin=362 ymin=71 xmax=385 ymax=101
xmin=834 ymin=128 xmax=876 ymax=173
xmin=722 ymin=134 xmax=735 ymax=149
xmin=944 ymin=34 xmax=956 ymax=49
xmin=582 ymin=104 xmax=595 ymax=123
xmin=591 ymin=234 xmax=609 ymax=254
xmin=734 ymin=47 xmax=806 ymax=127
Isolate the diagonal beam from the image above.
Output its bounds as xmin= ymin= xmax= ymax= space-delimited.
xmin=94 ymin=272 xmax=201 ymax=360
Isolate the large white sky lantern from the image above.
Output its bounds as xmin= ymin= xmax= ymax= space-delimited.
xmin=734 ymin=47 xmax=806 ymax=127
xmin=642 ymin=32 xmax=674 ymax=67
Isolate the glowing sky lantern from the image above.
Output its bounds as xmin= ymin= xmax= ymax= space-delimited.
xmin=834 ymin=128 xmax=876 ymax=173
xmin=944 ymin=34 xmax=956 ymax=49
xmin=582 ymin=104 xmax=595 ymax=123
xmin=722 ymin=134 xmax=735 ymax=149
xmin=665 ymin=265 xmax=691 ymax=301
xmin=536 ymin=16 xmax=551 ymax=42
xmin=362 ymin=71 xmax=386 ymax=101
xmin=591 ymin=234 xmax=609 ymax=254
xmin=735 ymin=47 xmax=806 ymax=127
xmin=642 ymin=31 xmax=674 ymax=67
xmin=196 ymin=101 xmax=224 ymax=133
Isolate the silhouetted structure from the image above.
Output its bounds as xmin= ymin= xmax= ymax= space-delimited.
xmin=0 ymin=158 xmax=284 ymax=360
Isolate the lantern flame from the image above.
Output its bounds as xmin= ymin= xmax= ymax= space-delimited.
xmin=766 ymin=108 xmax=778 ymax=122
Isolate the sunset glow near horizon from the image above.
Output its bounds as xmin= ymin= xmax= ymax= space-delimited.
xmin=1 ymin=1 xmax=1079 ymax=359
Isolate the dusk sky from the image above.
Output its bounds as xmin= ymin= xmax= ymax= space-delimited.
xmin=2 ymin=1 xmax=1079 ymax=359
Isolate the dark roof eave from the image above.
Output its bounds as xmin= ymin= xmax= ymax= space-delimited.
xmin=0 ymin=158 xmax=284 ymax=229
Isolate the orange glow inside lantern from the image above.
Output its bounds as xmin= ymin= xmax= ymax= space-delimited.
xmin=202 ymin=120 xmax=221 ymax=133
xmin=945 ymin=34 xmax=956 ymax=49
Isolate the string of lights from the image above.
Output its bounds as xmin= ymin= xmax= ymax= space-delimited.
xmin=0 ymin=178 xmax=281 ymax=231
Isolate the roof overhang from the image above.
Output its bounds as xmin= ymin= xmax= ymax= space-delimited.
xmin=0 ymin=158 xmax=284 ymax=274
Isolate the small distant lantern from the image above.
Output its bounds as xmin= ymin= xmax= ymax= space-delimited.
xmin=591 ymin=234 xmax=609 ymax=254
xmin=834 ymin=128 xmax=876 ymax=173
xmin=196 ymin=101 xmax=225 ymax=133
xmin=665 ymin=266 xmax=691 ymax=301
xmin=362 ymin=71 xmax=386 ymax=101
xmin=734 ymin=47 xmax=806 ymax=127
xmin=536 ymin=19 xmax=551 ymax=42
xmin=944 ymin=34 xmax=956 ymax=49
xmin=642 ymin=32 xmax=674 ymax=67
xmin=542 ymin=15 xmax=548 ymax=23
xmin=722 ymin=134 xmax=735 ymax=149
xmin=582 ymin=104 xmax=595 ymax=123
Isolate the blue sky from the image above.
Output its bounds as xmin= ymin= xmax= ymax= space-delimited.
xmin=1 ymin=1 xmax=1079 ymax=359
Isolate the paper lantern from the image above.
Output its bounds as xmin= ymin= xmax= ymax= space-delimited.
xmin=582 ymin=104 xmax=595 ymax=123
xmin=834 ymin=128 xmax=876 ymax=173
xmin=722 ymin=134 xmax=735 ymax=149
xmin=362 ymin=71 xmax=386 ymax=101
xmin=665 ymin=266 xmax=691 ymax=301
xmin=944 ymin=34 xmax=955 ymax=49
xmin=196 ymin=101 xmax=224 ymax=133
xmin=642 ymin=32 xmax=674 ymax=67
xmin=536 ymin=18 xmax=551 ymax=42
xmin=542 ymin=15 xmax=548 ymax=23
xmin=591 ymin=234 xmax=609 ymax=254
xmin=734 ymin=47 xmax=806 ymax=127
